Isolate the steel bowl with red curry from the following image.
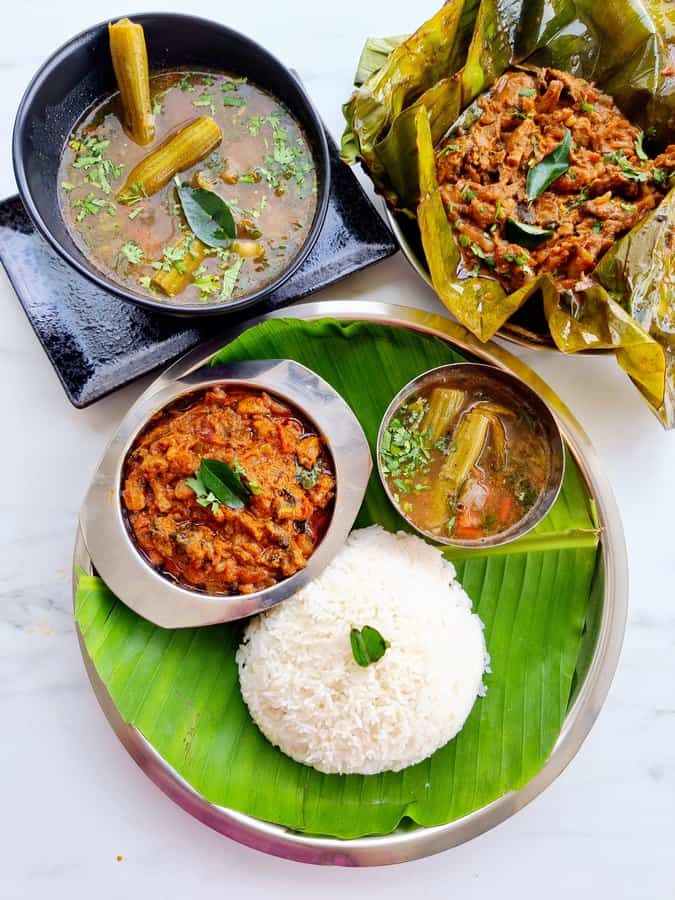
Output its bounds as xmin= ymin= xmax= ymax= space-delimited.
xmin=122 ymin=386 xmax=335 ymax=595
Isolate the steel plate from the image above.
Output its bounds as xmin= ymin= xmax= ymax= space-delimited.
xmin=73 ymin=298 xmax=628 ymax=866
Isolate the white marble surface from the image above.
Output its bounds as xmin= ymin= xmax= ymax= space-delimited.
xmin=1 ymin=1 xmax=673 ymax=895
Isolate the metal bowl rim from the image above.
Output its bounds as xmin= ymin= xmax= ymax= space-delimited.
xmin=72 ymin=298 xmax=628 ymax=865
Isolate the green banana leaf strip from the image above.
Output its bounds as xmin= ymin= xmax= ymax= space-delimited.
xmin=75 ymin=318 xmax=600 ymax=839
xmin=342 ymin=0 xmax=675 ymax=425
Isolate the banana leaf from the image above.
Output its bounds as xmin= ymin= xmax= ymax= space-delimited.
xmin=342 ymin=1 xmax=675 ymax=425
xmin=75 ymin=318 xmax=600 ymax=839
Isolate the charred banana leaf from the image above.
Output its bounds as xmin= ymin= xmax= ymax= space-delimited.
xmin=342 ymin=0 xmax=675 ymax=426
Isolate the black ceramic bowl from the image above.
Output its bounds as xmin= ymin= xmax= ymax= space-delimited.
xmin=12 ymin=12 xmax=330 ymax=317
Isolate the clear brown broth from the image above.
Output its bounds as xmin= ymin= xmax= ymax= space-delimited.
xmin=58 ymin=71 xmax=318 ymax=305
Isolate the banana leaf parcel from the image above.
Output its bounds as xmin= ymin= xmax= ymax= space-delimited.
xmin=342 ymin=0 xmax=675 ymax=427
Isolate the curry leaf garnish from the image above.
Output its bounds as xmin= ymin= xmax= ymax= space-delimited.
xmin=176 ymin=184 xmax=236 ymax=248
xmin=526 ymin=129 xmax=572 ymax=201
xmin=187 ymin=458 xmax=255 ymax=511
xmin=350 ymin=626 xmax=390 ymax=667
xmin=185 ymin=472 xmax=222 ymax=513
xmin=505 ymin=218 xmax=554 ymax=248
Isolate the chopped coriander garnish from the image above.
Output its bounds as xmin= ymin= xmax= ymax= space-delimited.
xmin=219 ymin=257 xmax=243 ymax=300
xmin=471 ymin=243 xmax=496 ymax=268
xmin=117 ymin=182 xmax=146 ymax=205
xmin=380 ymin=398 xmax=431 ymax=479
xmin=591 ymin=221 xmax=603 ymax=233
xmin=246 ymin=113 xmax=281 ymax=136
xmin=71 ymin=192 xmax=115 ymax=221
xmin=121 ymin=241 xmax=144 ymax=264
xmin=295 ymin=462 xmax=322 ymax=489
xmin=634 ymin=130 xmax=649 ymax=160
xmin=223 ymin=96 xmax=246 ymax=107
xmin=192 ymin=265 xmax=221 ymax=298
xmin=603 ymin=150 xmax=649 ymax=182
xmin=437 ymin=142 xmax=460 ymax=158
xmin=519 ymin=88 xmax=536 ymax=97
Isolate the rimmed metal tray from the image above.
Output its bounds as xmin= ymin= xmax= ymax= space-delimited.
xmin=72 ymin=298 xmax=628 ymax=867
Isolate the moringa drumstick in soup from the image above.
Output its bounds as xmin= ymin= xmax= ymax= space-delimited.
xmin=58 ymin=70 xmax=317 ymax=304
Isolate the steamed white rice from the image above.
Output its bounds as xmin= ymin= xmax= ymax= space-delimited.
xmin=236 ymin=525 xmax=488 ymax=775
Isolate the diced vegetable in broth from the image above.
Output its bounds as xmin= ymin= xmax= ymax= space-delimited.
xmin=380 ymin=373 xmax=552 ymax=540
xmin=58 ymin=70 xmax=318 ymax=305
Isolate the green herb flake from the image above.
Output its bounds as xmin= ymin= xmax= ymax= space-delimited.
xmin=295 ymin=462 xmax=322 ymax=489
xmin=350 ymin=625 xmax=390 ymax=668
xmin=121 ymin=241 xmax=144 ymax=264
xmin=470 ymin=243 xmax=496 ymax=268
xmin=219 ymin=257 xmax=243 ymax=300
xmin=437 ymin=142 xmax=460 ymax=158
xmin=519 ymin=88 xmax=536 ymax=98
xmin=634 ymin=131 xmax=649 ymax=161
xmin=603 ymin=150 xmax=649 ymax=182
xmin=192 ymin=266 xmax=221 ymax=298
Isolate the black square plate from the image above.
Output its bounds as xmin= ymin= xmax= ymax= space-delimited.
xmin=0 ymin=133 xmax=397 ymax=407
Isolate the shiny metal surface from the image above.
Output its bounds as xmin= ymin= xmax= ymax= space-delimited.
xmin=73 ymin=299 xmax=628 ymax=866
xmin=79 ymin=358 xmax=371 ymax=628
xmin=376 ymin=363 xmax=565 ymax=548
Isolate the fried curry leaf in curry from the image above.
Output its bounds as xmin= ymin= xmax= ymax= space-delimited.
xmin=122 ymin=387 xmax=335 ymax=594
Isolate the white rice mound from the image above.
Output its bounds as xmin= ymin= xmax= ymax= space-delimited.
xmin=236 ymin=525 xmax=488 ymax=775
